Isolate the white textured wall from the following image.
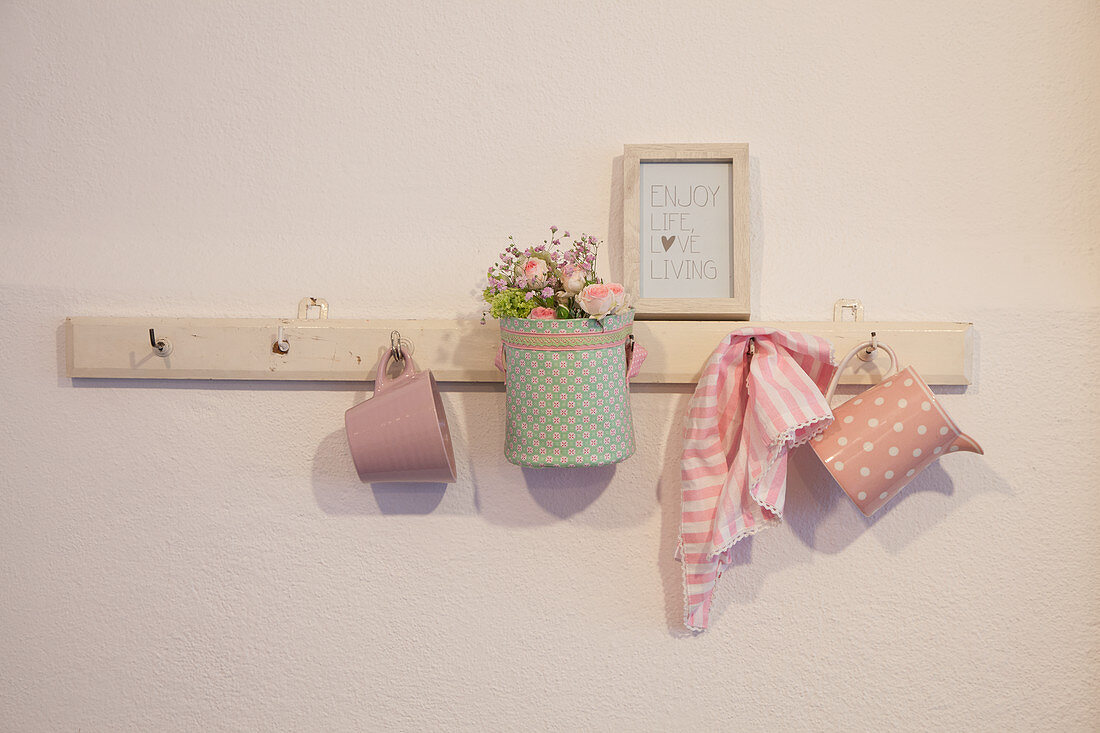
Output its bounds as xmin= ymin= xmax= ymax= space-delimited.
xmin=2 ymin=1 xmax=1098 ymax=730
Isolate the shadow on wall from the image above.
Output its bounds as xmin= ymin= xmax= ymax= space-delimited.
xmin=310 ymin=388 xmax=644 ymax=525
xmin=785 ymin=448 xmax=975 ymax=555
xmin=655 ymin=418 xmax=1013 ymax=636
xmin=312 ymin=428 xmax=448 ymax=515
xmin=314 ymin=424 xmax=629 ymax=521
xmin=607 ymin=156 xmax=624 ymax=284
xmin=456 ymin=387 xmax=653 ymax=529
xmin=520 ymin=465 xmax=615 ymax=518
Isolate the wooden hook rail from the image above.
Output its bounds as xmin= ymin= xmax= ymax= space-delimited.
xmin=66 ymin=315 xmax=974 ymax=385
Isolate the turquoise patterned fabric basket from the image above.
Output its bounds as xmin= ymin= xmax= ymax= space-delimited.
xmin=495 ymin=310 xmax=642 ymax=467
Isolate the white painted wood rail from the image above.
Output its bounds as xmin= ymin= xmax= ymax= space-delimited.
xmin=66 ymin=316 xmax=974 ymax=385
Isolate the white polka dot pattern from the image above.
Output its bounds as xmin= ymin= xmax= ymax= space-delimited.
xmin=809 ymin=364 xmax=979 ymax=518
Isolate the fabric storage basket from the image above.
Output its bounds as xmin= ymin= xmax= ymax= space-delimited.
xmin=494 ymin=310 xmax=644 ymax=467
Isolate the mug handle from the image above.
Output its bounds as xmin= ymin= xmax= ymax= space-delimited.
xmin=375 ymin=348 xmax=418 ymax=393
xmin=824 ymin=340 xmax=899 ymax=403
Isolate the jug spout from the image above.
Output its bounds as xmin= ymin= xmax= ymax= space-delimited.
xmin=950 ymin=432 xmax=983 ymax=455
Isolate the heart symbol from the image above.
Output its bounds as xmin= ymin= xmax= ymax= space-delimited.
xmin=661 ymin=235 xmax=676 ymax=252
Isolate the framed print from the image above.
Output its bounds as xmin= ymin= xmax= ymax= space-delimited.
xmin=622 ymin=143 xmax=750 ymax=319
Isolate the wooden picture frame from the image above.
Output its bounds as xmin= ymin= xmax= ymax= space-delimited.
xmin=622 ymin=143 xmax=750 ymax=319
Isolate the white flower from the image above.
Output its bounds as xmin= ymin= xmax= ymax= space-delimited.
xmin=561 ymin=267 xmax=588 ymax=294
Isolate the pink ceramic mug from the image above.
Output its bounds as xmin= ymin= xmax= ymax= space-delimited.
xmin=344 ymin=349 xmax=457 ymax=483
xmin=811 ymin=340 xmax=982 ymax=516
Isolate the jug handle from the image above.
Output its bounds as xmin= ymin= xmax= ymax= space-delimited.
xmin=375 ymin=348 xmax=418 ymax=394
xmin=824 ymin=340 xmax=899 ymax=403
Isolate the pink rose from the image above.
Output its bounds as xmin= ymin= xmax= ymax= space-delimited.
xmin=606 ymin=282 xmax=626 ymax=311
xmin=577 ymin=283 xmax=616 ymax=318
xmin=515 ymin=257 xmax=549 ymax=288
xmin=528 ymin=306 xmax=556 ymax=319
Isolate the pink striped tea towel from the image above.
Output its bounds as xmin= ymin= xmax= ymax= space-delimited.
xmin=680 ymin=328 xmax=836 ymax=630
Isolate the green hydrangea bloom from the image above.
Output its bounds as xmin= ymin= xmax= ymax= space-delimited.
xmin=483 ymin=287 xmax=536 ymax=319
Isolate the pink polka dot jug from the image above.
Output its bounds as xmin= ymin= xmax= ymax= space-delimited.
xmin=810 ymin=340 xmax=982 ymax=516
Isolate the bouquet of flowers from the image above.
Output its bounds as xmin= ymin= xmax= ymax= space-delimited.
xmin=482 ymin=226 xmax=631 ymax=320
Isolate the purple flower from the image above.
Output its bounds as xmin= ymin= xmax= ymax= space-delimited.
xmin=541 ymin=286 xmax=553 ymax=297
xmin=524 ymin=291 xmax=535 ymax=301
xmin=550 ymin=225 xmax=558 ymax=233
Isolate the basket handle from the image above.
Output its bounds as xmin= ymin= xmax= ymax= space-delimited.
xmin=626 ymin=337 xmax=647 ymax=382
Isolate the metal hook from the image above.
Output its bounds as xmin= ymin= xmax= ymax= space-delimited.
xmin=390 ymin=330 xmax=404 ymax=362
xmin=858 ymin=331 xmax=878 ymax=362
xmin=148 ymin=328 xmax=172 ymax=357
xmin=275 ymin=325 xmax=290 ymax=354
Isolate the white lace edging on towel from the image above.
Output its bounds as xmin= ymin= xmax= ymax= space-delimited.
xmin=680 ymin=411 xmax=834 ymax=631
